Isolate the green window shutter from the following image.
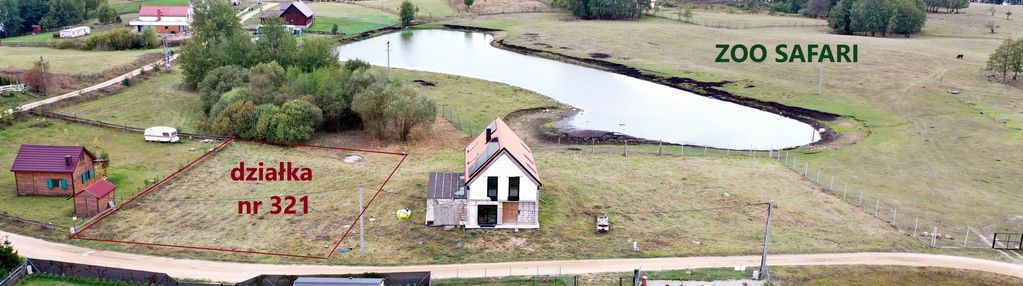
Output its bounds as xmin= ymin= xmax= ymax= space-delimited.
xmin=89 ymin=170 xmax=94 ymax=179
xmin=47 ymin=179 xmax=53 ymax=189
xmin=60 ymin=179 xmax=67 ymax=189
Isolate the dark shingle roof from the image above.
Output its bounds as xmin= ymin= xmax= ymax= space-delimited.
xmin=427 ymin=172 xmax=465 ymax=199
xmin=10 ymin=145 xmax=94 ymax=173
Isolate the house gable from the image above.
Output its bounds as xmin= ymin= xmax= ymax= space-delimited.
xmin=466 ymin=151 xmax=539 ymax=202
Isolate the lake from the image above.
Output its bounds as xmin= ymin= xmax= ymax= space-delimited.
xmin=338 ymin=29 xmax=820 ymax=150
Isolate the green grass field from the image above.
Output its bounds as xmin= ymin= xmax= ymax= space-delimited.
xmin=358 ymin=0 xmax=456 ymax=18
xmin=17 ymin=274 xmax=142 ymax=286
xmin=57 ymin=70 xmax=203 ymax=133
xmin=0 ymin=47 xmax=161 ymax=75
xmin=0 ymin=118 xmax=204 ymax=224
xmin=306 ymin=3 xmax=400 ymax=34
xmin=444 ymin=4 xmax=1023 ymax=237
xmin=2 ymin=32 xmax=56 ymax=43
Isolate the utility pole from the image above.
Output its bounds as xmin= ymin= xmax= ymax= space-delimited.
xmin=359 ymin=182 xmax=366 ymax=256
xmin=758 ymin=202 xmax=774 ymax=281
xmin=39 ymin=56 xmax=47 ymax=96
xmin=161 ymin=36 xmax=171 ymax=71
xmin=386 ymin=41 xmax=391 ymax=79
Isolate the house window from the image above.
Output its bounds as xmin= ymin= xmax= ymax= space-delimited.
xmin=49 ymin=178 xmax=67 ymax=189
xmin=487 ymin=177 xmax=498 ymax=201
xmin=508 ymin=177 xmax=520 ymax=201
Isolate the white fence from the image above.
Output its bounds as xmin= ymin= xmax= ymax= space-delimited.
xmin=0 ymin=84 xmax=26 ymax=93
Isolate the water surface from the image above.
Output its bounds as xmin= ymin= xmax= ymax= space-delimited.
xmin=339 ymin=29 xmax=819 ymax=149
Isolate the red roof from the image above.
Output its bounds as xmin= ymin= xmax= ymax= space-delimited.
xmin=464 ymin=118 xmax=540 ymax=185
xmin=81 ymin=179 xmax=116 ymax=198
xmin=139 ymin=6 xmax=190 ymax=17
xmin=10 ymin=145 xmax=95 ymax=173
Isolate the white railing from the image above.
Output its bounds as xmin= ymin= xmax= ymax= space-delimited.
xmin=0 ymin=84 xmax=26 ymax=93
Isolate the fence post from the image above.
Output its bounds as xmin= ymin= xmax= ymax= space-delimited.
xmin=557 ymin=136 xmax=561 ymax=152
xmin=829 ymin=176 xmax=834 ymax=190
xmin=784 ymin=152 xmax=789 ymax=166
xmin=726 ymin=149 xmax=730 ymax=157
xmin=913 ymin=218 xmax=918 ymax=237
xmin=657 ymin=142 xmax=662 ymax=155
xmin=624 ymin=140 xmax=628 ymax=157
xmin=891 ymin=206 xmax=897 ymax=226
xmin=964 ymin=227 xmax=971 ymax=248
xmin=931 ymin=226 xmax=938 ymax=247
xmin=858 ymin=191 xmax=863 ymax=206
xmin=680 ymin=145 xmax=684 ymax=155
xmin=874 ymin=198 xmax=880 ymax=217
xmin=816 ymin=168 xmax=821 ymax=183
xmin=591 ymin=138 xmax=594 ymax=154
xmin=703 ymin=146 xmax=707 ymax=156
xmin=803 ymin=162 xmax=808 ymax=177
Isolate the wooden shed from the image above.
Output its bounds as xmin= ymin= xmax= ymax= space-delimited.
xmin=10 ymin=145 xmax=98 ymax=197
xmin=261 ymin=1 xmax=315 ymax=27
xmin=72 ymin=178 xmax=116 ymax=217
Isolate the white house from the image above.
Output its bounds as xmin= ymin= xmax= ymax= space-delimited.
xmin=58 ymin=26 xmax=90 ymax=38
xmin=426 ymin=118 xmax=541 ymax=229
xmin=129 ymin=6 xmax=192 ymax=34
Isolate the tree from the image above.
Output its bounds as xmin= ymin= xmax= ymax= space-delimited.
xmin=463 ymin=0 xmax=475 ymax=12
xmin=385 ymin=86 xmax=436 ymax=141
xmin=0 ymin=0 xmax=25 ymax=38
xmin=211 ymin=100 xmax=255 ymax=136
xmin=987 ymin=5 xmax=997 ymax=16
xmin=97 ymin=4 xmax=119 ymax=24
xmin=181 ymin=0 xmax=247 ymax=87
xmin=0 ymin=238 xmax=21 ymax=273
xmin=22 ymin=60 xmax=50 ymax=93
xmin=246 ymin=104 xmax=280 ymax=140
xmin=806 ymin=0 xmax=832 ymax=18
xmin=889 ymin=0 xmax=926 ymax=36
xmin=1007 ymin=11 xmax=1013 ymax=21
xmin=828 ymin=0 xmax=854 ymax=34
xmin=399 ymin=0 xmax=417 ymax=27
xmin=682 ymin=7 xmax=693 ymax=23
xmin=18 ymin=0 xmax=48 ymax=32
xmin=293 ymin=37 xmax=339 ymax=73
xmin=331 ymin=23 xmax=339 ymax=35
xmin=199 ymin=65 xmax=249 ymax=113
xmin=984 ymin=21 xmax=999 ymax=33
xmin=267 ymin=99 xmax=323 ymax=143
xmin=986 ymin=39 xmax=1019 ymax=82
xmin=41 ymin=0 xmax=86 ymax=29
xmin=568 ymin=0 xmax=647 ymax=19
xmin=850 ymin=0 xmax=892 ymax=37
xmin=248 ymin=61 xmax=287 ymax=105
xmin=352 ymin=78 xmax=396 ymax=137
xmin=84 ymin=0 xmax=102 ymax=17
xmin=190 ymin=0 xmax=242 ymax=42
xmin=255 ymin=17 xmax=297 ymax=67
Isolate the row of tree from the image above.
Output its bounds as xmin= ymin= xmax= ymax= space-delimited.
xmin=987 ymin=39 xmax=1023 ymax=82
xmin=50 ymin=28 xmax=159 ymax=50
xmin=568 ymin=0 xmax=651 ymax=20
xmin=827 ymin=0 xmax=927 ymax=37
xmin=924 ymin=0 xmax=969 ymax=13
xmin=0 ymin=0 xmax=122 ymax=38
xmin=184 ymin=1 xmax=436 ymax=143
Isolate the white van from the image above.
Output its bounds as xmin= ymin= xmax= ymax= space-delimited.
xmin=144 ymin=126 xmax=180 ymax=143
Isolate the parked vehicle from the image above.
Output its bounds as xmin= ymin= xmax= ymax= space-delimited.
xmin=144 ymin=126 xmax=180 ymax=143
xmin=597 ymin=214 xmax=609 ymax=233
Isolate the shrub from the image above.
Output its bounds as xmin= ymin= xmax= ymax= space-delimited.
xmin=82 ymin=28 xmax=160 ymax=51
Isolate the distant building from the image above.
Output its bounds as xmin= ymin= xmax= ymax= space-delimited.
xmin=10 ymin=145 xmax=116 ymax=217
xmin=293 ymin=277 xmax=384 ymax=286
xmin=261 ymin=1 xmax=315 ymax=28
xmin=130 ymin=6 xmax=192 ymax=34
xmin=426 ymin=118 xmax=541 ymax=229
xmin=58 ymin=26 xmax=90 ymax=38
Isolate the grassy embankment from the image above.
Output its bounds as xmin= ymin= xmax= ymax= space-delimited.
xmin=48 ymin=67 xmax=919 ymax=264
xmin=57 ymin=71 xmax=203 ymax=133
xmin=0 ymin=47 xmax=161 ymax=75
xmin=444 ymin=4 xmax=1023 ymax=237
xmin=304 ymin=3 xmax=400 ymax=35
xmin=17 ymin=274 xmax=143 ymax=286
xmin=2 ymin=32 xmax=56 ymax=44
xmin=0 ymin=117 xmax=205 ymax=225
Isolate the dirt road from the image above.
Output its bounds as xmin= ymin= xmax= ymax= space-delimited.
xmin=239 ymin=3 xmax=278 ymax=23
xmin=2 ymin=231 xmax=1020 ymax=283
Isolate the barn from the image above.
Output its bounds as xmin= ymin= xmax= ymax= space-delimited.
xmin=10 ymin=145 xmax=98 ymax=197
xmin=262 ymin=1 xmax=315 ymax=28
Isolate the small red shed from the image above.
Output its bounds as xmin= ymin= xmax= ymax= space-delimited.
xmin=72 ymin=179 xmax=116 ymax=217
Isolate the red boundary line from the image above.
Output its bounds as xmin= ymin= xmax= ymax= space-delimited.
xmin=68 ymin=138 xmax=408 ymax=259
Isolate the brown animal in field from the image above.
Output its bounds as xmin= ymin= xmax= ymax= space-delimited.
xmin=956 ymin=54 xmax=964 ymax=59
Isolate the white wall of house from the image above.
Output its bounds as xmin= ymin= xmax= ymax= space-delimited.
xmin=465 ymin=152 xmax=539 ymax=202
xmin=135 ymin=15 xmax=190 ymax=23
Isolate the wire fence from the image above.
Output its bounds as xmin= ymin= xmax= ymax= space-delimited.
xmin=533 ymin=137 xmax=1022 ymax=253
xmin=436 ymin=275 xmax=578 ymax=285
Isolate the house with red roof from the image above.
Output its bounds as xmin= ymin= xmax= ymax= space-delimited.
xmin=261 ymin=1 xmax=315 ymax=28
xmin=130 ymin=5 xmax=192 ymax=34
xmin=10 ymin=145 xmax=115 ymax=217
xmin=426 ymin=118 xmax=541 ymax=229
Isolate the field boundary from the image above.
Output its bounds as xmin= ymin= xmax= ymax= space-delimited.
xmin=68 ymin=137 xmax=409 ymax=259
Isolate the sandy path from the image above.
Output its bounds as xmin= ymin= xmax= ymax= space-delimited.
xmin=2 ymin=230 xmax=1020 ymax=283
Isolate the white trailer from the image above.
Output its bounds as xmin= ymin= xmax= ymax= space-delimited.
xmin=58 ymin=26 xmax=91 ymax=38
xmin=144 ymin=126 xmax=180 ymax=143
